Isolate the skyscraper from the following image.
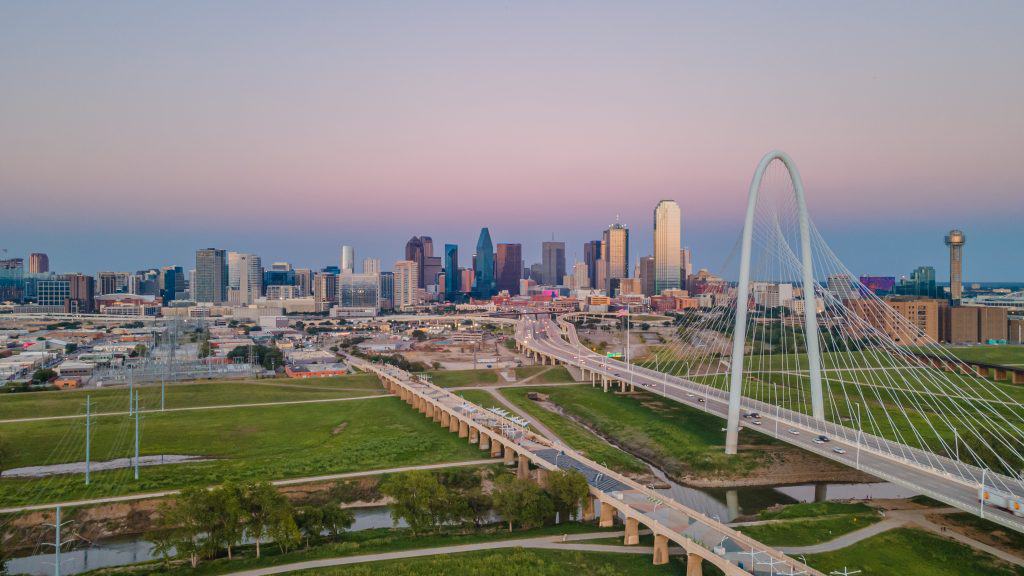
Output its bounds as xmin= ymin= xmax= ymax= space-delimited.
xmin=405 ymin=236 xmax=430 ymax=288
xmin=541 ymin=241 xmax=566 ymax=286
xmin=945 ymin=229 xmax=965 ymax=304
xmin=295 ymin=268 xmax=312 ymax=297
xmin=639 ymin=256 xmax=656 ymax=296
xmin=338 ymin=273 xmax=379 ymax=311
xmin=237 ymin=253 xmax=263 ymax=304
xmin=195 ymin=248 xmax=228 ymax=303
xmin=379 ymin=271 xmax=395 ymax=310
xmin=313 ymin=271 xmax=338 ymax=312
xmin=495 ymin=243 xmax=522 ymax=295
xmin=570 ymin=261 xmax=589 ymax=290
xmin=362 ymin=258 xmax=381 ymax=275
xmin=29 ymin=253 xmax=49 ymax=274
xmin=601 ymin=221 xmax=629 ymax=292
xmin=472 ymin=227 xmax=495 ymax=299
xmin=160 ymin=266 xmax=185 ymax=303
xmin=584 ymin=240 xmax=601 ymax=291
xmin=227 ymin=251 xmax=242 ymax=290
xmin=340 ymin=245 xmax=355 ymax=274
xmin=653 ymin=200 xmax=681 ymax=294
xmin=680 ymin=247 xmax=693 ymax=291
xmin=444 ymin=244 xmax=460 ymax=298
xmin=394 ymin=260 xmax=419 ymax=310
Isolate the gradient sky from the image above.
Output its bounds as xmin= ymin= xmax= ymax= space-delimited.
xmin=1 ymin=1 xmax=1022 ymax=280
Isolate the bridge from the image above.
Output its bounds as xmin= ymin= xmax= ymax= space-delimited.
xmin=349 ymin=354 xmax=823 ymax=576
xmin=515 ymin=150 xmax=1024 ymax=535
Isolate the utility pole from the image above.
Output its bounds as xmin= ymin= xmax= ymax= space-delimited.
xmin=84 ymin=396 xmax=91 ymax=485
xmin=133 ymin=388 xmax=140 ymax=481
xmin=43 ymin=505 xmax=72 ymax=576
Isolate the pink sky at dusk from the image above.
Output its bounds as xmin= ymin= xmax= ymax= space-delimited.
xmin=1 ymin=1 xmax=1022 ymax=278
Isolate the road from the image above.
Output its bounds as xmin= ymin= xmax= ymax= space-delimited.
xmin=0 ymin=459 xmax=500 ymax=514
xmin=519 ymin=316 xmax=1024 ymax=535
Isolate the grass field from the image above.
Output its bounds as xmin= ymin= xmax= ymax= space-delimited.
xmin=940 ymin=512 xmax=1024 ymax=552
xmin=80 ymin=523 xmax=624 ymax=576
xmin=807 ymin=527 xmax=1024 ymax=576
xmin=497 ymin=387 xmax=646 ymax=474
xmin=285 ymin=549 xmax=684 ymax=576
xmin=0 ymin=374 xmax=385 ymax=421
xmin=425 ymin=369 xmax=499 ymax=387
xmin=947 ymin=345 xmax=1024 ymax=367
xmin=0 ymin=395 xmax=484 ymax=507
xmin=500 ymin=385 xmax=769 ymax=478
xmin=739 ymin=502 xmax=881 ymax=546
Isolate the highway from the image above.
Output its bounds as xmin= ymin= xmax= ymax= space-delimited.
xmin=517 ymin=315 xmax=1024 ymax=535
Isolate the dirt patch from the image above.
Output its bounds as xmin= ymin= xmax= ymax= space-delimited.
xmin=927 ymin=512 xmax=1024 ymax=558
xmin=640 ymin=401 xmax=673 ymax=413
xmin=332 ymin=421 xmax=349 ymax=435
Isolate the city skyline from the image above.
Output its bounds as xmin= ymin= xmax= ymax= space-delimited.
xmin=2 ymin=2 xmax=1023 ymax=279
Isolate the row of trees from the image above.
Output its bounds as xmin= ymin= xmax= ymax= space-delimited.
xmin=380 ymin=469 xmax=590 ymax=534
xmin=148 ymin=481 xmax=353 ymax=568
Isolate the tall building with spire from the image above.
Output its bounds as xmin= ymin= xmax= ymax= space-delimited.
xmin=472 ymin=228 xmax=495 ymax=299
xmin=945 ymin=229 xmax=965 ymax=304
xmin=653 ymin=200 xmax=681 ymax=294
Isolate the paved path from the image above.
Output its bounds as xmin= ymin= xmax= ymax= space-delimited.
xmin=481 ymin=388 xmax=569 ymax=446
xmin=779 ymin=506 xmax=1024 ymax=567
xmin=224 ymin=531 xmax=672 ymax=576
xmin=0 ymin=393 xmax=393 ymax=425
xmin=0 ymin=459 xmax=500 ymax=514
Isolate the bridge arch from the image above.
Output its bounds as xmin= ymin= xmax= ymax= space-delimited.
xmin=725 ymin=151 xmax=823 ymax=454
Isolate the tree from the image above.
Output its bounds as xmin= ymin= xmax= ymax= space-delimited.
xmin=462 ymin=487 xmax=493 ymax=528
xmin=129 ymin=344 xmax=148 ymax=358
xmin=240 ymin=481 xmax=293 ymax=559
xmin=492 ymin=475 xmax=554 ymax=532
xmin=228 ymin=345 xmax=284 ymax=371
xmin=198 ymin=339 xmax=212 ymax=359
xmin=208 ymin=483 xmax=245 ymax=560
xmin=379 ymin=470 xmax=452 ymax=533
xmin=268 ymin=509 xmax=301 ymax=554
xmin=64 ymin=343 xmax=77 ymax=354
xmin=31 ymin=368 xmax=56 ymax=383
xmin=148 ymin=487 xmax=213 ymax=568
xmin=0 ymin=436 xmax=10 ymax=473
xmin=545 ymin=469 xmax=590 ymax=521
xmin=296 ymin=504 xmax=354 ymax=548
xmin=411 ymin=329 xmax=427 ymax=341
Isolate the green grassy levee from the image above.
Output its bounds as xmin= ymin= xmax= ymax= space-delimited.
xmin=0 ymin=395 xmax=484 ymax=507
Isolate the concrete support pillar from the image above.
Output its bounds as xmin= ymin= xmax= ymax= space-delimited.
xmin=599 ymin=501 xmax=615 ymax=528
xmin=652 ymin=534 xmax=669 ymax=565
xmin=602 ymin=377 xmax=609 ymax=393
xmin=517 ymin=454 xmax=530 ymax=480
xmin=686 ymin=553 xmax=703 ymax=576
xmin=995 ymin=368 xmax=1009 ymax=381
xmin=726 ymin=489 xmax=740 ymax=519
xmin=976 ymin=365 xmax=990 ymax=377
xmin=504 ymin=446 xmax=516 ymax=465
xmin=582 ymin=497 xmax=595 ymax=521
xmin=459 ymin=420 xmax=469 ymax=438
xmin=469 ymin=427 xmax=479 ymax=444
xmin=814 ymin=483 xmax=828 ymax=503
xmin=490 ymin=440 xmax=503 ymax=458
xmin=449 ymin=416 xmax=459 ymax=433
xmin=535 ymin=467 xmax=549 ymax=488
xmin=624 ymin=517 xmax=639 ymax=545
xmin=1014 ymin=370 xmax=1024 ymax=385
xmin=440 ymin=412 xmax=450 ymax=427
xmin=479 ymin=433 xmax=490 ymax=451
xmin=432 ymin=405 xmax=442 ymax=422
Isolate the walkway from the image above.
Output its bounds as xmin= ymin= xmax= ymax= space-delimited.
xmin=0 ymin=459 xmax=500 ymax=514
xmin=224 ymin=531 xmax=676 ymax=575
xmin=0 ymin=393 xmax=393 ymax=425
xmin=779 ymin=506 xmax=1024 ymax=567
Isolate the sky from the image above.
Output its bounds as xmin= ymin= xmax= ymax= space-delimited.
xmin=1 ymin=1 xmax=1022 ymax=281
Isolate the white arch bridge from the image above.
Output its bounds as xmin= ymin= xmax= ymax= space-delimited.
xmin=517 ymin=150 xmax=1024 ymax=535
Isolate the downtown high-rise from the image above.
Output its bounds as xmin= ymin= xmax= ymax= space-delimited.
xmin=495 ymin=243 xmax=522 ymax=295
xmin=601 ymin=221 xmax=629 ymax=293
xmin=472 ymin=228 xmax=495 ymax=299
xmin=541 ymin=241 xmax=566 ymax=286
xmin=195 ymin=248 xmax=228 ymax=303
xmin=653 ymin=200 xmax=681 ymax=294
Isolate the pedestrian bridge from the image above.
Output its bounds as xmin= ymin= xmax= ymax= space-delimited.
xmin=349 ymin=355 xmax=823 ymax=576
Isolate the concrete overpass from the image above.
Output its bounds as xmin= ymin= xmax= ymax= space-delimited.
xmin=349 ymin=354 xmax=823 ymax=576
xmin=516 ymin=314 xmax=1024 ymax=535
